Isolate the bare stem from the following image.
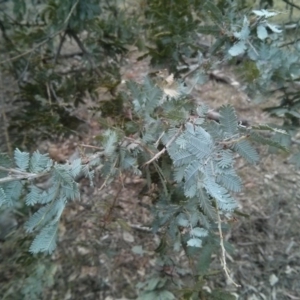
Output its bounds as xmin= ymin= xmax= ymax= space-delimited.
xmin=218 ymin=135 xmax=249 ymax=146
xmin=144 ymin=126 xmax=183 ymax=165
xmin=0 ymin=166 xmax=48 ymax=184
xmin=216 ymin=207 xmax=241 ymax=287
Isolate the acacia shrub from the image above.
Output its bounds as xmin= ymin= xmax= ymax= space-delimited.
xmin=0 ymin=0 xmax=298 ymax=299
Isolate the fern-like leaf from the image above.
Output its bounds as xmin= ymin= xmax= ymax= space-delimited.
xmin=126 ymin=80 xmax=141 ymax=100
xmin=3 ymin=181 xmax=23 ymax=205
xmin=53 ymin=166 xmax=73 ymax=186
xmin=173 ymin=165 xmax=186 ymax=182
xmin=26 ymin=185 xmax=43 ymax=206
xmin=103 ymin=130 xmax=118 ymax=156
xmin=216 ymin=174 xmax=242 ymax=192
xmin=203 ymin=1 xmax=223 ymax=24
xmin=70 ymin=158 xmax=82 ymax=178
xmin=197 ymin=242 xmax=214 ymax=275
xmin=198 ymin=212 xmax=211 ymax=229
xmin=142 ymin=131 xmax=157 ymax=143
xmin=219 ymin=105 xmax=238 ymax=136
xmin=216 ymin=149 xmax=234 ymax=168
xmin=170 ymin=149 xmax=195 ymax=167
xmin=62 ymin=181 xmax=80 ymax=200
xmin=161 ymin=127 xmax=181 ymax=146
xmin=187 ymin=135 xmax=212 ymax=160
xmin=194 ymin=126 xmax=212 ymax=144
xmin=187 ymin=237 xmax=203 ymax=247
xmin=184 ymin=163 xmax=200 ymax=198
xmin=82 ymin=165 xmax=95 ymax=185
xmin=29 ymin=224 xmax=58 ymax=254
xmin=0 ymin=187 xmax=6 ymax=206
xmin=121 ymin=155 xmax=136 ymax=170
xmin=191 ymin=227 xmax=208 ymax=238
xmin=206 ymin=120 xmax=223 ymax=139
xmin=14 ymin=148 xmax=30 ymax=171
xmin=30 ymin=151 xmax=52 ymax=173
xmin=251 ymin=124 xmax=288 ymax=134
xmin=40 ymin=185 xmax=58 ymax=204
xmin=249 ymin=131 xmax=288 ymax=152
xmin=144 ymin=77 xmax=162 ymax=113
xmin=0 ymin=152 xmax=12 ymax=169
xmin=198 ymin=188 xmax=216 ymax=220
xmin=204 ymin=177 xmax=237 ymax=211
xmin=25 ymin=204 xmax=53 ymax=233
xmin=165 ymin=108 xmax=188 ymax=123
xmin=233 ymin=139 xmax=259 ymax=164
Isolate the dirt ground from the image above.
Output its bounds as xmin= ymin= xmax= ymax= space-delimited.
xmin=198 ymin=78 xmax=300 ymax=300
xmin=1 ymin=49 xmax=300 ymax=300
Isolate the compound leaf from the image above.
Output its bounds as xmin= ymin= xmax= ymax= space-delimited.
xmin=14 ymin=148 xmax=30 ymax=171
xmin=29 ymin=224 xmax=58 ymax=254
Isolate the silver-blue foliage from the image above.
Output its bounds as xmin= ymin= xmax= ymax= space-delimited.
xmin=0 ymin=72 xmax=287 ymax=255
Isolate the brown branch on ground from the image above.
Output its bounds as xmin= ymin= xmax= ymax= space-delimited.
xmin=67 ymin=29 xmax=102 ymax=78
xmin=103 ymin=175 xmax=125 ymax=225
xmin=0 ymin=20 xmax=15 ymax=47
xmin=282 ymin=0 xmax=300 ymax=10
xmin=54 ymin=30 xmax=68 ymax=64
xmin=0 ymin=71 xmax=12 ymax=155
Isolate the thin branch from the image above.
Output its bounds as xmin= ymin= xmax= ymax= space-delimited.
xmin=123 ymin=137 xmax=155 ymax=156
xmin=0 ymin=20 xmax=14 ymax=46
xmin=144 ymin=125 xmax=183 ymax=166
xmin=216 ymin=207 xmax=241 ymax=287
xmin=53 ymin=0 xmax=79 ymax=65
xmin=282 ymin=0 xmax=300 ymax=10
xmin=247 ymin=40 xmax=259 ymax=57
xmin=154 ymin=131 xmax=165 ymax=148
xmin=279 ymin=36 xmax=300 ymax=48
xmin=54 ymin=30 xmax=68 ymax=64
xmin=81 ymin=151 xmax=105 ymax=164
xmin=103 ymin=176 xmax=124 ymax=224
xmin=99 ymin=157 xmax=119 ymax=191
xmin=182 ymin=64 xmax=202 ymax=81
xmin=218 ymin=135 xmax=249 ymax=146
xmin=6 ymin=21 xmax=46 ymax=27
xmin=0 ymin=71 xmax=12 ymax=156
xmin=63 ymin=0 xmax=80 ymax=25
xmin=0 ymin=0 xmax=79 ymax=65
xmin=79 ymin=144 xmax=103 ymax=150
xmin=67 ymin=29 xmax=102 ymax=77
xmin=0 ymin=166 xmax=48 ymax=184
xmin=1 ymin=110 xmax=12 ymax=156
xmin=129 ymin=223 xmax=156 ymax=232
xmin=18 ymin=51 xmax=34 ymax=82
xmin=41 ymin=51 xmax=83 ymax=62
xmin=0 ymin=31 xmax=62 ymax=65
xmin=1 ymin=10 xmax=46 ymax=27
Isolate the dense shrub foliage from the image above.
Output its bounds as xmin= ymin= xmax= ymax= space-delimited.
xmin=0 ymin=0 xmax=300 ymax=298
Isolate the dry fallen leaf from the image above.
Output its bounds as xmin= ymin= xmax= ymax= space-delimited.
xmin=123 ymin=231 xmax=135 ymax=243
xmin=156 ymin=70 xmax=180 ymax=98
